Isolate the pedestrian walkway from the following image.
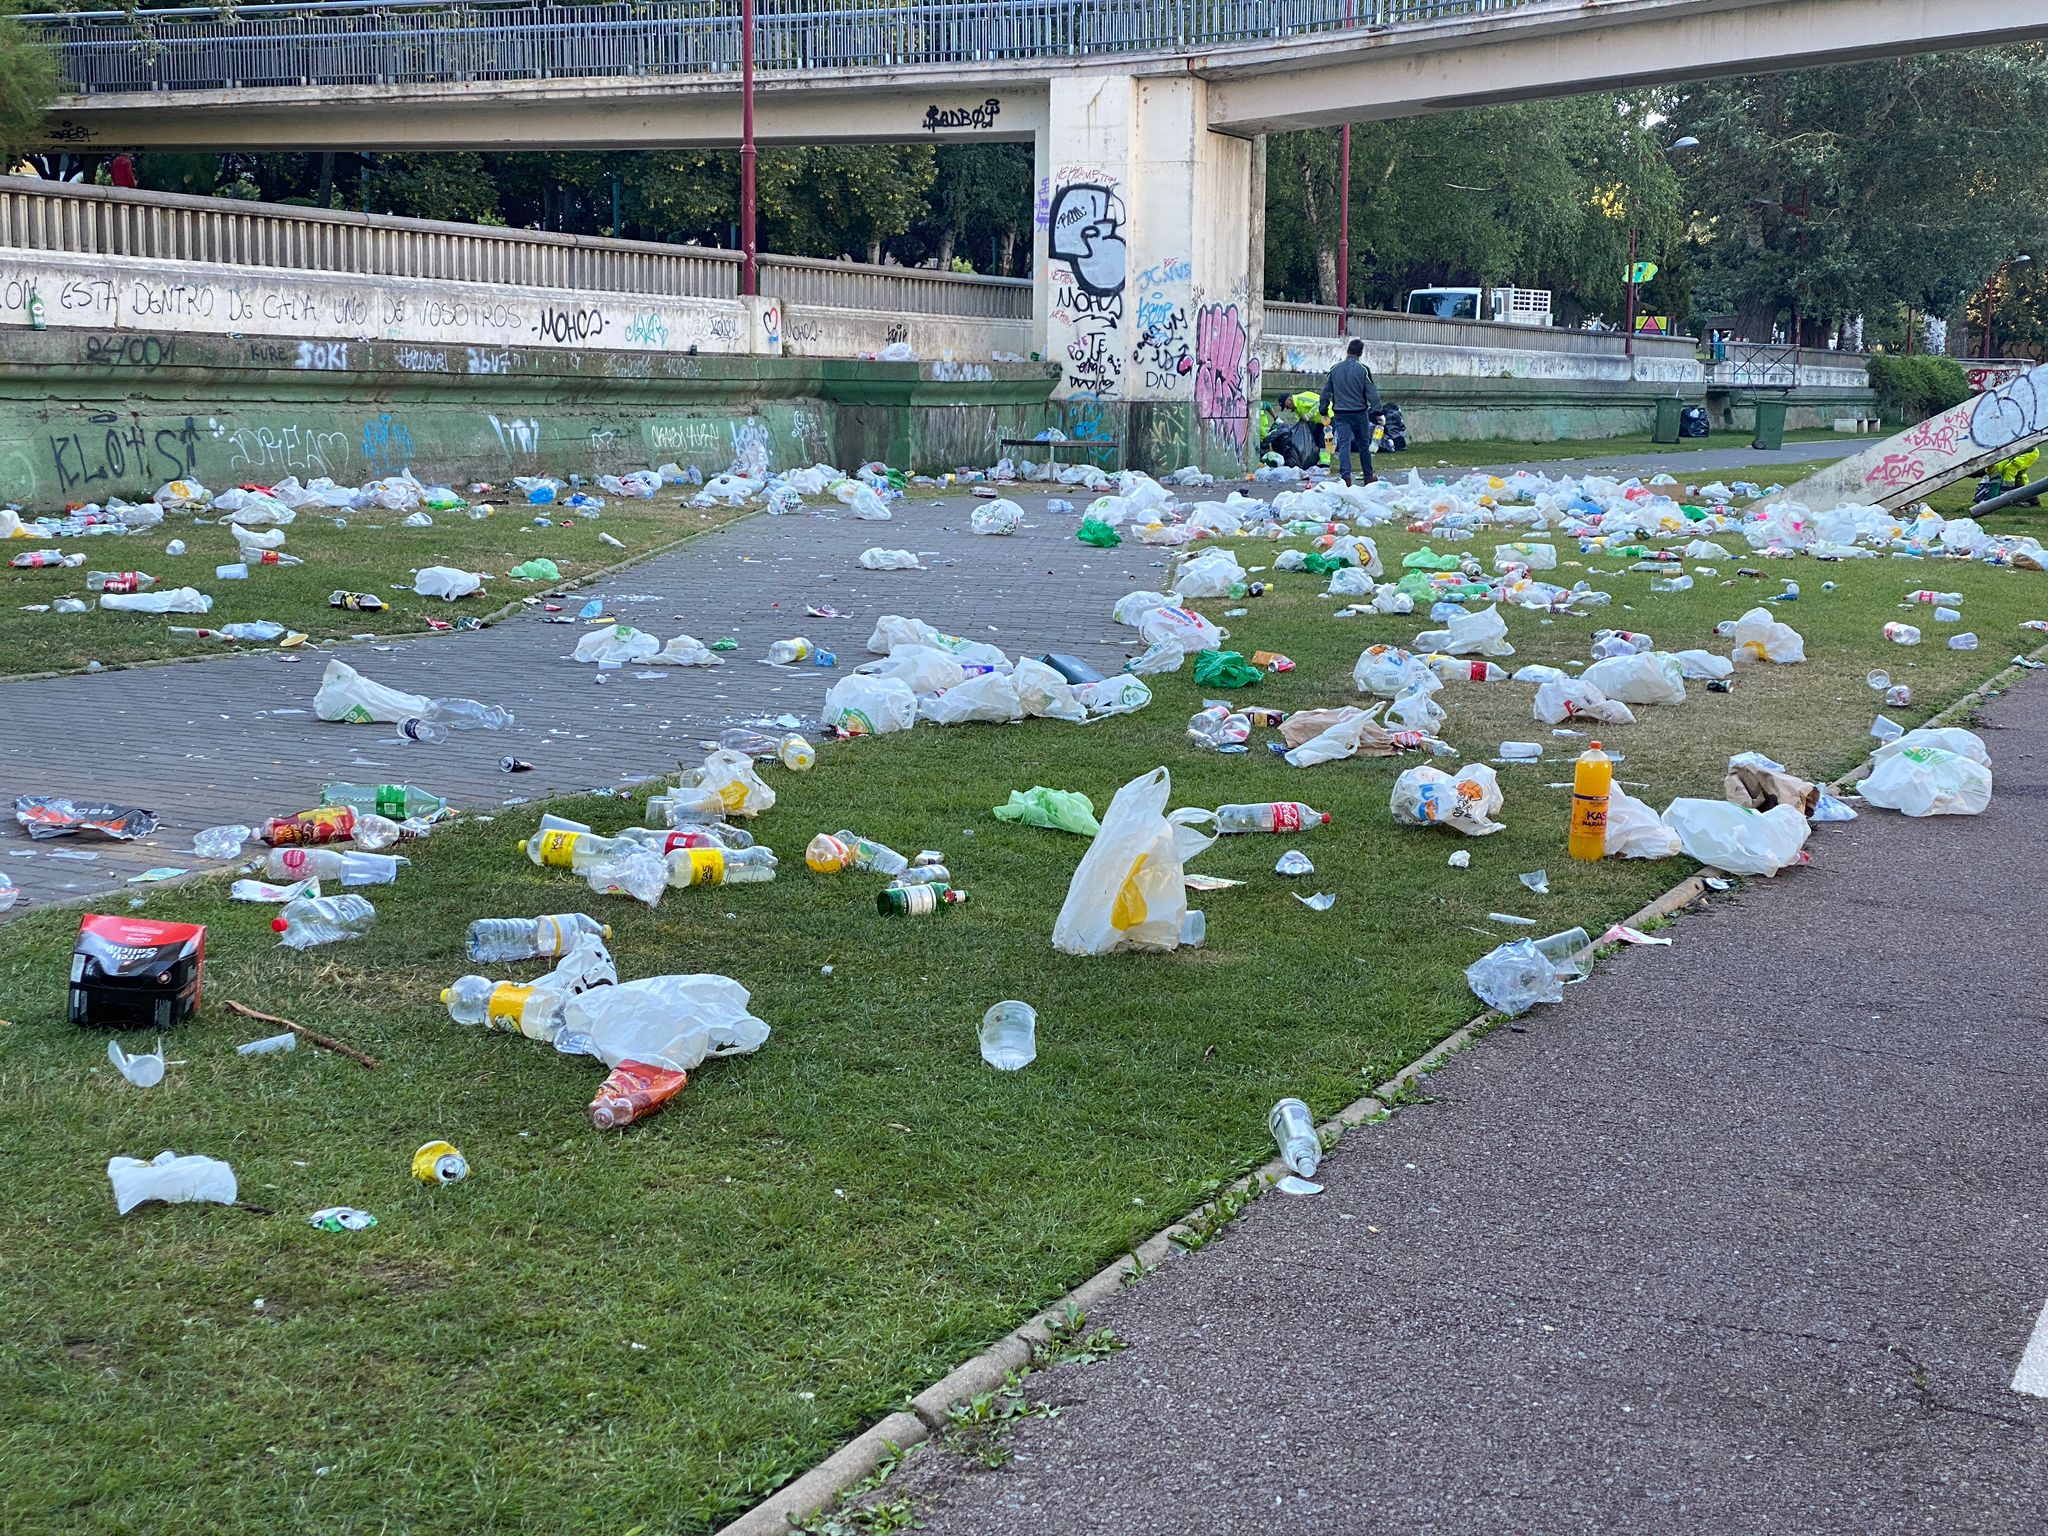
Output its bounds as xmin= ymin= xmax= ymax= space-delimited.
xmin=0 ymin=495 xmax=1164 ymax=913
xmin=893 ymin=670 xmax=2048 ymax=1535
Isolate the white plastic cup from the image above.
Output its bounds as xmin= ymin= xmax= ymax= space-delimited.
xmin=215 ymin=562 xmax=249 ymax=581
xmin=979 ymin=1002 xmax=1037 ymax=1071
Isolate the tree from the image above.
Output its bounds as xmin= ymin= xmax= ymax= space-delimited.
xmin=0 ymin=0 xmax=59 ymax=168
xmin=1674 ymin=47 xmax=2048 ymax=344
xmin=758 ymin=143 xmax=936 ymax=262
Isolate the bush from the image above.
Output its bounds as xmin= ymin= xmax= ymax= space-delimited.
xmin=1868 ymin=354 xmax=1971 ymax=424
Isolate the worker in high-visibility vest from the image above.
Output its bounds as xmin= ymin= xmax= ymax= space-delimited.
xmin=1288 ymin=389 xmax=1332 ymax=467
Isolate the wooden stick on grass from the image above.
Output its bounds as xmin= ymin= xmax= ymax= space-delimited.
xmin=225 ymin=1000 xmax=380 ymax=1070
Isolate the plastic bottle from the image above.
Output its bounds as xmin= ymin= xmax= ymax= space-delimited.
xmin=832 ymin=831 xmax=910 ymax=875
xmin=780 ymin=734 xmax=816 ymax=771
xmin=320 ymin=782 xmax=449 ymax=820
xmin=716 ymin=727 xmax=783 ymax=759
xmin=1884 ymin=622 xmax=1922 ymax=646
xmin=516 ymin=827 xmax=627 ymax=871
xmin=1269 ymin=1097 xmax=1321 ymax=1178
xmin=264 ymin=847 xmax=407 ymax=885
xmin=427 ymin=697 xmax=514 ymax=731
xmin=1907 ymin=590 xmax=1962 ymax=606
xmin=1213 ymin=802 xmax=1330 ymax=834
xmin=192 ymin=824 xmax=253 ymax=859
xmin=891 ymin=863 xmax=952 ymax=886
xmin=1932 ymin=606 xmax=1962 ymax=623
xmin=440 ymin=975 xmax=567 ymax=1040
xmin=1650 ymin=574 xmax=1694 ymax=593
xmin=878 ymin=883 xmax=967 ymax=915
xmin=648 ymin=785 xmax=729 ymax=826
xmin=979 ymin=1001 xmax=1037 ymax=1071
xmin=1568 ymin=741 xmax=1612 ymax=861
xmin=1426 ymin=658 xmax=1508 ymax=683
xmin=666 ymin=846 xmax=778 ymax=887
xmin=87 ymin=571 xmax=156 ymax=593
xmin=330 ymin=591 xmax=388 ymax=611
xmin=262 ymin=806 xmax=356 ymax=846
xmin=254 ymin=551 xmax=305 ymax=567
xmin=399 ymin=717 xmax=448 ymax=743
xmin=1949 ymin=632 xmax=1979 ymax=650
xmin=466 ymin=913 xmax=611 ymax=964
xmin=766 ymin=637 xmax=813 ymax=665
xmin=272 ymin=893 xmax=377 ymax=949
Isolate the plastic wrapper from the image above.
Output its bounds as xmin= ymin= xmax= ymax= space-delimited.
xmin=1171 ymin=548 xmax=1247 ymax=598
xmin=1192 ymin=650 xmax=1262 ymax=688
xmin=415 ymin=566 xmax=485 ymax=600
xmin=647 ymin=633 xmax=722 ymax=667
xmin=1604 ymin=787 xmax=1681 ymax=859
xmin=100 ymin=587 xmax=211 ymax=615
xmin=14 ymin=796 xmax=158 ymax=841
xmin=1112 ymin=590 xmax=1171 ymax=627
xmin=992 ymin=786 xmax=1102 ymax=836
xmin=858 ymin=547 xmax=923 ymax=571
xmin=107 ymin=1150 xmax=236 ymax=1214
xmin=1140 ymin=605 xmax=1222 ymax=654
xmin=574 ymin=624 xmax=661 ymax=665
xmin=314 ymin=659 xmax=432 ymax=724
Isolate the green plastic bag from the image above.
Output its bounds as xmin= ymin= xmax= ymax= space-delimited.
xmin=1395 ymin=569 xmax=1440 ymax=603
xmin=1192 ymin=649 xmax=1262 ymax=688
xmin=509 ymin=558 xmax=561 ymax=581
xmin=1401 ymin=548 xmax=1461 ymax=572
xmin=1300 ymin=552 xmax=1346 ymax=574
xmin=992 ymin=786 xmax=1101 ymax=837
xmin=1076 ymin=517 xmax=1122 ymax=548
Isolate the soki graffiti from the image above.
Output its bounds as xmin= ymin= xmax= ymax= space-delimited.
xmin=923 ymin=98 xmax=1001 ymax=134
xmin=1049 ymin=177 xmax=1128 ymax=396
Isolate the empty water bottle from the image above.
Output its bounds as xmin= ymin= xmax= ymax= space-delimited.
xmin=1214 ymin=802 xmax=1330 ymax=834
xmin=265 ymin=847 xmax=407 ymax=885
xmin=666 ymin=846 xmax=778 ymax=886
xmin=440 ymin=975 xmax=567 ymax=1040
xmin=1907 ymin=589 xmax=1962 ymax=606
xmin=399 ymin=717 xmax=448 ymax=743
xmin=466 ymin=913 xmax=611 ymax=964
xmin=272 ymin=893 xmax=376 ymax=949
xmin=979 ymin=1001 xmax=1037 ymax=1071
xmin=1884 ymin=622 xmax=1921 ymax=645
xmin=891 ymin=863 xmax=951 ymax=886
xmin=427 ymin=697 xmax=513 ymax=731
xmin=648 ymin=785 xmax=729 ymax=826
xmin=1269 ymin=1097 xmax=1320 ymax=1177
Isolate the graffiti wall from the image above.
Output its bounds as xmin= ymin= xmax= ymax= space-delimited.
xmin=1193 ymin=300 xmax=1257 ymax=458
xmin=1046 ymin=167 xmax=1128 ymax=400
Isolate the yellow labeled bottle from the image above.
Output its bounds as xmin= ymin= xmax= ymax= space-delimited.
xmin=1569 ymin=741 xmax=1612 ymax=861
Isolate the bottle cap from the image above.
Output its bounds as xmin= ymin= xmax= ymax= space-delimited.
xmin=271 ymin=916 xmax=289 ymax=932
xmin=439 ymin=988 xmax=452 ymax=1004
xmin=1589 ymin=740 xmax=1602 ymax=751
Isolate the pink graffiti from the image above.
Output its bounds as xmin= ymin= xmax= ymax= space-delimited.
xmin=1864 ymin=452 xmax=1927 ymax=490
xmin=1195 ymin=302 xmax=1252 ymax=454
xmin=1898 ymin=404 xmax=1971 ymax=457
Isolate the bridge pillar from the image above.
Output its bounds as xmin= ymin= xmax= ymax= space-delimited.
xmin=1041 ymin=75 xmax=1262 ymax=474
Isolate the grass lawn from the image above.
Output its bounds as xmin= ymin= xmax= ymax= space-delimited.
xmin=1408 ymin=427 xmax=1862 ymax=466
xmin=2 ymin=461 xmax=2046 ymax=1534
xmin=1 ymin=498 xmax=755 ymax=679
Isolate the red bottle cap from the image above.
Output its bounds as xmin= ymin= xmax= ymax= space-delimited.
xmin=271 ymin=917 xmax=289 ymax=932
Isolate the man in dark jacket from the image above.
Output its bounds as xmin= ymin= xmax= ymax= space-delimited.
xmin=1320 ymin=338 xmax=1384 ymax=485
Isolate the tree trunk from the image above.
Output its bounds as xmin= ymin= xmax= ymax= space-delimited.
xmin=1315 ymin=247 xmax=1338 ymax=308
xmin=998 ymin=227 xmax=1017 ymax=275
xmin=315 ymin=151 xmax=335 ymax=207
xmin=867 ymin=238 xmax=883 ymax=264
xmin=937 ymin=228 xmax=956 ymax=269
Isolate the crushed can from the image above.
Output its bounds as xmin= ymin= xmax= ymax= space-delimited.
xmin=411 ymin=1140 xmax=469 ymax=1183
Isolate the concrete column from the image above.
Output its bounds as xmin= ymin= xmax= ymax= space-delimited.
xmin=1042 ymin=74 xmax=1261 ymax=473
xmin=1030 ymin=124 xmax=1051 ymax=362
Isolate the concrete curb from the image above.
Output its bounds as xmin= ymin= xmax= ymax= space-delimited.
xmin=715 ymin=1411 xmax=931 ymax=1536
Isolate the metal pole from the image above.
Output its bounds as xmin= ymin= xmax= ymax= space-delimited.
xmin=1337 ymin=123 xmax=1351 ymax=326
xmin=740 ymin=0 xmax=759 ymax=297
xmin=1624 ymin=224 xmax=1637 ymax=358
xmin=1969 ymin=472 xmax=2048 ymax=517
xmin=1983 ymin=265 xmax=1999 ymax=359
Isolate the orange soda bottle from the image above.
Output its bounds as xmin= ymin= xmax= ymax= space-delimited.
xmin=1569 ymin=742 xmax=1612 ymax=861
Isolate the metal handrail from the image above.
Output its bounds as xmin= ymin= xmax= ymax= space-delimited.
xmin=19 ymin=0 xmax=1556 ymax=96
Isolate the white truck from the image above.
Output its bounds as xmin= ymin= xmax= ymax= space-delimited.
xmin=1403 ymin=286 xmax=1554 ymax=328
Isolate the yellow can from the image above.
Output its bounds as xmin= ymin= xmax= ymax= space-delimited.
xmin=411 ymin=1140 xmax=469 ymax=1183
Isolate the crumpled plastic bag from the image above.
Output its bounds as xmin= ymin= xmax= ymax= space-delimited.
xmin=584 ymin=846 xmax=670 ymax=907
xmin=314 ymin=658 xmax=431 ymax=724
xmin=823 ymin=674 xmax=918 ymax=736
xmin=230 ymin=523 xmax=287 ymax=553
xmin=919 ymin=671 xmax=1026 ymax=725
xmin=1012 ymin=658 xmax=1089 ymax=722
xmin=14 ymin=795 xmax=159 ymax=841
xmin=864 ymin=614 xmax=1008 ymax=668
xmin=648 ymin=633 xmax=722 ymax=667
xmin=1192 ymin=650 xmax=1262 ymax=688
xmin=1725 ymin=754 xmax=1818 ymax=816
xmin=1860 ymin=746 xmax=1993 ymax=816
xmin=834 ymin=482 xmax=893 ymax=520
xmin=1391 ymin=764 xmax=1505 ymax=835
xmin=1074 ymin=675 xmax=1153 ymax=717
xmin=1872 ymin=727 xmax=1990 ymax=769
xmin=1534 ymin=676 xmax=1636 ymax=727
xmin=1604 ymin=786 xmax=1681 ymax=859
xmin=1728 ymin=605 xmax=1806 ymax=664
xmin=1581 ymin=651 xmax=1686 ymax=706
xmin=1327 ymin=567 xmax=1375 ymax=597
xmin=574 ymin=624 xmax=661 ymax=665
xmin=993 ymin=786 xmax=1102 ymax=836
xmin=107 ymin=1150 xmax=236 ymax=1215
xmin=1141 ymin=605 xmax=1222 ymax=653
xmin=679 ymin=748 xmax=777 ymax=818
xmin=1663 ymin=798 xmax=1809 ymax=875
xmin=1113 ymin=590 xmax=1171 ymax=627
xmin=1076 ymin=516 xmax=1122 ymax=547
xmin=971 ymin=500 xmax=1024 ymax=535
xmin=1465 ymin=939 xmax=1567 ymax=1019
xmin=510 ymin=558 xmax=562 ymax=581
xmin=864 ymin=644 xmax=967 ymax=694
xmin=100 ymin=587 xmax=212 ymax=615
xmin=1672 ymin=648 xmax=1734 ymax=680
xmin=1052 ymin=767 xmax=1216 ymax=954
xmin=858 ymin=547 xmax=923 ymax=571
xmin=1172 ymin=548 xmax=1246 ymax=599
xmin=1353 ymin=644 xmax=1432 ymax=698
xmin=1432 ymin=604 xmax=1512 ymax=657
xmin=562 ymin=975 xmax=770 ymax=1128
xmin=415 ymin=566 xmax=485 ymax=600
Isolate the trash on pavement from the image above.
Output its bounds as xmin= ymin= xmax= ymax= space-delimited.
xmin=15 ymin=796 xmax=158 ymax=841
xmin=992 ymin=787 xmax=1102 ymax=837
xmin=1053 ymin=767 xmax=1216 ymax=955
xmin=1465 ymin=927 xmax=1589 ymax=1018
xmin=858 ymin=547 xmax=924 ymax=571
xmin=192 ymin=824 xmax=253 ymax=859
xmin=980 ymin=1001 xmax=1038 ymax=1070
xmin=1391 ymin=765 xmax=1505 ymax=835
xmin=70 ymin=915 xmax=204 ymax=1029
xmin=315 ymin=659 xmax=431 ymax=723
xmin=1724 ymin=753 xmax=1819 ymax=816
xmin=971 ymin=501 xmax=1025 ymax=536
xmin=1663 ymin=799 xmax=1810 ymax=876
xmin=1269 ymin=1097 xmax=1321 ymax=1177
xmin=1860 ymin=745 xmax=1993 ymax=817
xmin=108 ymin=1150 xmax=236 ymax=1214
xmin=1076 ymin=516 xmax=1121 ymax=547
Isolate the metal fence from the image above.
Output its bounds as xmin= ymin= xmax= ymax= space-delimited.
xmin=0 ymin=176 xmax=1034 ymax=318
xmin=1265 ymin=299 xmax=1701 ymax=354
xmin=23 ymin=0 xmax=1554 ymax=94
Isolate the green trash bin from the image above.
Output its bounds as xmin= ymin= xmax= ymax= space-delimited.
xmin=1652 ymin=397 xmax=1684 ymax=445
xmin=1751 ymin=397 xmax=1788 ymax=452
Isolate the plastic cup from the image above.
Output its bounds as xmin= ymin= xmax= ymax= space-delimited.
xmin=1534 ymin=926 xmax=1592 ymax=980
xmin=979 ymin=1002 xmax=1037 ymax=1071
xmin=1865 ymin=669 xmax=1890 ymax=692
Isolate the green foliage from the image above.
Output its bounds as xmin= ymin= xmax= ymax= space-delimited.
xmin=1867 ymin=354 xmax=1972 ymax=424
xmin=0 ymin=1 xmax=60 ymax=167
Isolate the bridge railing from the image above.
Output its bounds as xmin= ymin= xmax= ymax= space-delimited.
xmin=22 ymin=0 xmax=1553 ymax=94
xmin=0 ymin=176 xmax=1031 ymax=322
xmin=1264 ymin=299 xmax=1701 ymax=358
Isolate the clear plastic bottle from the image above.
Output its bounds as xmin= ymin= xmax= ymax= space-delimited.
xmin=1907 ymin=589 xmax=1962 ymax=606
xmin=516 ymin=827 xmax=626 ymax=871
xmin=87 ymin=571 xmax=156 ymax=593
xmin=1213 ymin=802 xmax=1330 ymax=834
xmin=833 ymin=830 xmax=910 ymax=875
xmin=766 ymin=637 xmax=813 ymax=665
xmin=440 ymin=975 xmax=567 ymax=1040
xmin=1268 ymin=1097 xmax=1320 ymax=1177
xmin=427 ymin=697 xmax=514 ymax=731
xmin=1650 ymin=574 xmax=1694 ymax=593
xmin=264 ymin=847 xmax=408 ymax=885
xmin=272 ymin=893 xmax=376 ymax=949
xmin=666 ymin=846 xmax=778 ymax=886
xmin=399 ymin=717 xmax=449 ymax=744
xmin=466 ymin=913 xmax=611 ymax=964
xmin=320 ymin=782 xmax=449 ymax=820
xmin=1426 ymin=658 xmax=1508 ymax=682
xmin=1949 ymin=632 xmax=1980 ymax=650
xmin=716 ymin=727 xmax=782 ymax=759
xmin=891 ymin=863 xmax=951 ymax=886
xmin=253 ymin=550 xmax=305 ymax=567
xmin=1884 ymin=622 xmax=1922 ymax=646
xmin=780 ymin=734 xmax=816 ymax=771
xmin=192 ymin=824 xmax=252 ymax=859
xmin=648 ymin=785 xmax=729 ymax=826
xmin=1932 ymin=606 xmax=1962 ymax=623
xmin=619 ymin=821 xmax=755 ymax=852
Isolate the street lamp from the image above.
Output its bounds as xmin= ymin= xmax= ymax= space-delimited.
xmin=1982 ymin=253 xmax=2032 ymax=360
xmin=1625 ymin=136 xmax=1696 ymax=357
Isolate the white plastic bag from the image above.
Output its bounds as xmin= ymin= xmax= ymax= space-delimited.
xmin=682 ymin=748 xmax=778 ymax=818
xmin=1663 ymin=798 xmax=1809 ymax=875
xmin=1533 ymin=676 xmax=1636 ymax=727
xmin=835 ymin=481 xmax=893 ymax=520
xmin=563 ymin=974 xmax=770 ymax=1072
xmin=1391 ymin=764 xmax=1505 ymax=835
xmin=858 ymin=547 xmax=923 ymax=571
xmin=314 ymin=659 xmax=431 ymax=724
xmin=1011 ymin=658 xmax=1089 ymax=722
xmin=1872 ymin=727 xmax=1990 ymax=769
xmin=1052 ymin=767 xmax=1216 ymax=955
xmin=1581 ymin=651 xmax=1686 ymax=706
xmin=107 ymin=1150 xmax=236 ymax=1215
xmin=1171 ymin=548 xmax=1246 ymax=599
xmin=1728 ymin=606 xmax=1806 ymax=664
xmin=1113 ymin=590 xmax=1172 ymax=627
xmin=415 ymin=566 xmax=484 ymax=600
xmin=574 ymin=624 xmax=661 ymax=665
xmin=1672 ymin=648 xmax=1734 ymax=680
xmin=1860 ymin=746 xmax=1992 ymax=816
xmin=918 ymin=671 xmax=1026 ymax=725
xmin=1437 ymin=605 xmax=1512 ymax=657
xmin=823 ymin=674 xmax=918 ymax=736
xmin=864 ymin=644 xmax=967 ymax=694
xmin=230 ymin=523 xmax=287 ymax=553
xmin=971 ymin=500 xmax=1024 ymax=536
xmin=1140 ymin=605 xmax=1223 ymax=653
xmin=1074 ymin=675 xmax=1154 ymax=717
xmin=1604 ymin=786 xmax=1681 ymax=858
xmin=1353 ymin=645 xmax=1431 ymax=698
xmin=649 ymin=633 xmax=723 ymax=667
xmin=99 ymin=587 xmax=212 ymax=615
xmin=1327 ymin=566 xmax=1375 ymax=597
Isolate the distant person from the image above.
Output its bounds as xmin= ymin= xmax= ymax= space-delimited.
xmin=109 ymin=154 xmax=137 ymax=189
xmin=1319 ymin=338 xmax=1384 ymax=486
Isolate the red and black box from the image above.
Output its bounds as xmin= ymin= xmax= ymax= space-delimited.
xmin=68 ymin=914 xmax=206 ymax=1029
